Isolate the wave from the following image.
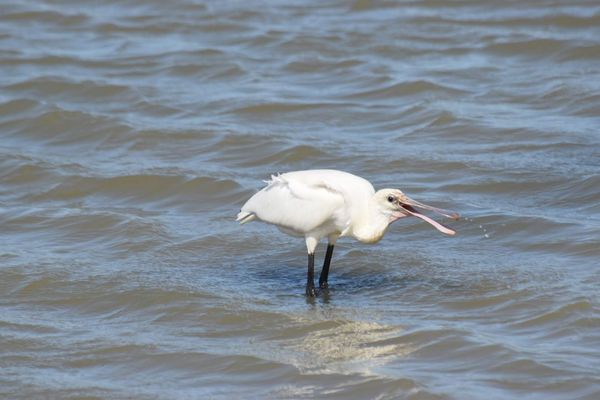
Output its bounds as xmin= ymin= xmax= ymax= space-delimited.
xmin=22 ymin=174 xmax=244 ymax=212
xmin=345 ymin=80 xmax=468 ymax=99
xmin=231 ymin=102 xmax=346 ymax=115
xmin=6 ymin=77 xmax=134 ymax=102
xmin=0 ymin=9 xmax=88 ymax=26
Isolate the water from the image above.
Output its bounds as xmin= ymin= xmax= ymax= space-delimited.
xmin=1 ymin=0 xmax=599 ymax=398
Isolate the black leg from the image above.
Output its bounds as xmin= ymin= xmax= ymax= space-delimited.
xmin=306 ymin=253 xmax=317 ymax=297
xmin=319 ymin=244 xmax=335 ymax=289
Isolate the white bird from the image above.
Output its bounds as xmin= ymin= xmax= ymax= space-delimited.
xmin=236 ymin=169 xmax=459 ymax=296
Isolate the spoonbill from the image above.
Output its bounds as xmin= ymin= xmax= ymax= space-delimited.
xmin=236 ymin=169 xmax=459 ymax=296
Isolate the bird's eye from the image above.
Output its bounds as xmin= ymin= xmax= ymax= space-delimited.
xmin=387 ymin=195 xmax=395 ymax=203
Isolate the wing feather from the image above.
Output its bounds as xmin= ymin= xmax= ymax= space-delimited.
xmin=240 ymin=173 xmax=346 ymax=234
xmin=238 ymin=170 xmax=375 ymax=236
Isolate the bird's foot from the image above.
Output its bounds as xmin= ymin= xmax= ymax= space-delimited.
xmin=305 ymin=285 xmax=317 ymax=297
xmin=319 ymin=281 xmax=329 ymax=290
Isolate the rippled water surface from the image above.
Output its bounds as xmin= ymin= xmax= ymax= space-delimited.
xmin=1 ymin=1 xmax=600 ymax=399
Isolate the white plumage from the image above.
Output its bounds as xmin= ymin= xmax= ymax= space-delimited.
xmin=237 ymin=169 xmax=458 ymax=296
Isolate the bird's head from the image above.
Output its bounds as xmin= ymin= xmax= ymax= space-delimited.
xmin=374 ymin=189 xmax=459 ymax=235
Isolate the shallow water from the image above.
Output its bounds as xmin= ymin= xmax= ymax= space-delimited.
xmin=1 ymin=0 xmax=599 ymax=399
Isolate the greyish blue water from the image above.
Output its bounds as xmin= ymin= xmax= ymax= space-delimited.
xmin=1 ymin=0 xmax=599 ymax=399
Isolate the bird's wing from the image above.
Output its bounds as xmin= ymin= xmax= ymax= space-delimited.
xmin=240 ymin=173 xmax=347 ymax=234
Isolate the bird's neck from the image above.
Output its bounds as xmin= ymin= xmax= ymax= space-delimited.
xmin=351 ymin=201 xmax=391 ymax=244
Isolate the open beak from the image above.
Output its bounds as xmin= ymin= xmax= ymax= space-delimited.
xmin=398 ymin=194 xmax=459 ymax=236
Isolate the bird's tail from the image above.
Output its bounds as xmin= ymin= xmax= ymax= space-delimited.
xmin=236 ymin=211 xmax=256 ymax=224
